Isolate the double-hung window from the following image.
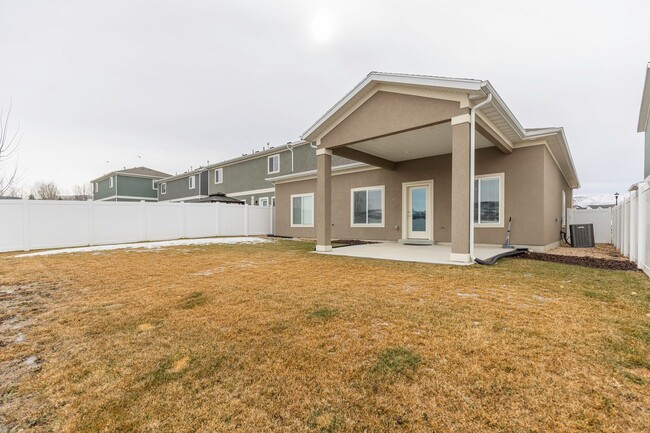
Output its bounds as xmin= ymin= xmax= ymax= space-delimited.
xmin=291 ymin=193 xmax=314 ymax=227
xmin=109 ymin=177 xmax=114 ymax=188
xmin=259 ymin=197 xmax=269 ymax=207
xmin=94 ymin=182 xmax=98 ymax=193
xmin=214 ymin=168 xmax=223 ymax=184
xmin=268 ymin=154 xmax=280 ymax=174
xmin=474 ymin=173 xmax=504 ymax=226
xmin=161 ymin=183 xmax=167 ymax=194
xmin=152 ymin=179 xmax=157 ymax=190
xmin=351 ymin=186 xmax=384 ymax=227
xmin=189 ymin=175 xmax=196 ymax=190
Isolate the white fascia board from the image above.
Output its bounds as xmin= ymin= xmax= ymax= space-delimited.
xmin=155 ymin=169 xmax=206 ymax=184
xmin=301 ymin=72 xmax=484 ymax=141
xmin=638 ymin=63 xmax=650 ymax=132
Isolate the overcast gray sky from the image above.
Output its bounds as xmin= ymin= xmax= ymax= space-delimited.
xmin=1 ymin=0 xmax=648 ymax=196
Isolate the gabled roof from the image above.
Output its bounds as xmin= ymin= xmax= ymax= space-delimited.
xmin=300 ymin=71 xmax=580 ymax=188
xmin=91 ymin=166 xmax=171 ymax=182
xmin=638 ymin=63 xmax=650 ymax=133
xmin=204 ymin=140 xmax=308 ymax=171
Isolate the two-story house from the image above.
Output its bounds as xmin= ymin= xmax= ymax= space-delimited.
xmin=91 ymin=167 xmax=171 ymax=201
xmin=156 ymin=168 xmax=210 ymax=203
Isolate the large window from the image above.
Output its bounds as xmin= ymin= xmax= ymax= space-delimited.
xmin=189 ymin=175 xmax=196 ymax=190
xmin=474 ymin=174 xmax=503 ymax=226
xmin=214 ymin=168 xmax=223 ymax=184
xmin=291 ymin=193 xmax=314 ymax=227
xmin=351 ymin=186 xmax=385 ymax=227
xmin=268 ymin=154 xmax=280 ymax=174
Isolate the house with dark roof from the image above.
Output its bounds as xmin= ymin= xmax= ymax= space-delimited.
xmin=91 ymin=167 xmax=171 ymax=201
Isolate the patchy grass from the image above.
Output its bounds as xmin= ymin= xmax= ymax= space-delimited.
xmin=373 ymin=347 xmax=421 ymax=377
xmin=1 ymin=239 xmax=650 ymax=432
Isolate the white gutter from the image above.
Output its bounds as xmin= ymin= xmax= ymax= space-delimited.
xmin=287 ymin=143 xmax=296 ymax=171
xmin=469 ymin=93 xmax=493 ymax=260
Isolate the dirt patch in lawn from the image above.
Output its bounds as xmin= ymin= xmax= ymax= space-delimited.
xmin=518 ymin=250 xmax=639 ymax=271
xmin=2 ymin=240 xmax=650 ymax=432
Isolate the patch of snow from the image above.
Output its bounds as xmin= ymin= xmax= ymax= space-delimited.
xmin=573 ymin=194 xmax=617 ymax=208
xmin=14 ymin=237 xmax=272 ymax=257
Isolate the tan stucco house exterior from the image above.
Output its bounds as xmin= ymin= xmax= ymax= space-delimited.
xmin=269 ymin=72 xmax=580 ymax=263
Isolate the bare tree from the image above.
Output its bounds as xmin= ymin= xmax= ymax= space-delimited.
xmin=31 ymin=181 xmax=61 ymax=200
xmin=0 ymin=104 xmax=21 ymax=196
xmin=72 ymin=183 xmax=92 ymax=201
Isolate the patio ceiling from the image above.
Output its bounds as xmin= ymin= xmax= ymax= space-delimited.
xmin=344 ymin=122 xmax=494 ymax=163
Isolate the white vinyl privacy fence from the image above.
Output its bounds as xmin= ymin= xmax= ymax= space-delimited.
xmin=566 ymin=208 xmax=612 ymax=243
xmin=613 ymin=182 xmax=649 ymax=276
xmin=0 ymin=199 xmax=274 ymax=253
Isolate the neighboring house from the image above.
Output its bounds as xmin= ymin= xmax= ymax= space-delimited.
xmin=639 ymin=63 xmax=650 ymax=179
xmin=269 ymin=72 xmax=580 ymax=260
xmin=91 ymin=167 xmax=171 ymax=201
xmin=156 ymin=168 xmax=209 ymax=203
xmin=204 ymin=141 xmax=319 ymax=206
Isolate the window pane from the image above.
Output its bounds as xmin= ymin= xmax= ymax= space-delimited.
xmin=480 ymin=177 xmax=500 ymax=223
xmin=367 ymin=189 xmax=382 ymax=224
xmin=474 ymin=179 xmax=479 ymax=223
xmin=302 ymin=195 xmax=313 ymax=225
xmin=292 ymin=197 xmax=301 ymax=225
xmin=353 ymin=191 xmax=367 ymax=224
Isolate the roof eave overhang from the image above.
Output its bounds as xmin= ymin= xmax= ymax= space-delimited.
xmin=301 ymin=72 xmax=485 ymax=142
xmin=638 ymin=64 xmax=650 ymax=132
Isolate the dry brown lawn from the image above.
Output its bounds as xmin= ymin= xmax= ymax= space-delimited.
xmin=1 ymin=239 xmax=650 ymax=432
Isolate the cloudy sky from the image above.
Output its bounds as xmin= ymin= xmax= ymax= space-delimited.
xmin=0 ymin=0 xmax=648 ymax=196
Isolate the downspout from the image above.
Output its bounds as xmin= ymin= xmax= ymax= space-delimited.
xmin=469 ymin=93 xmax=492 ymax=260
xmin=287 ymin=143 xmax=295 ymax=172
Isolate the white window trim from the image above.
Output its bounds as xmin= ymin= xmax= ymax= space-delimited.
xmin=152 ymin=179 xmax=158 ymax=190
xmin=271 ymin=196 xmax=275 ymax=207
xmin=109 ymin=177 xmax=114 ymax=188
xmin=214 ymin=168 xmax=223 ymax=184
xmin=259 ymin=197 xmax=269 ymax=207
xmin=290 ymin=193 xmax=314 ymax=228
xmin=350 ymin=185 xmax=385 ymax=228
xmin=268 ymin=154 xmax=280 ymax=174
xmin=94 ymin=182 xmax=98 ymax=193
xmin=189 ymin=176 xmax=196 ymax=190
xmin=161 ymin=183 xmax=167 ymax=194
xmin=474 ymin=173 xmax=505 ymax=228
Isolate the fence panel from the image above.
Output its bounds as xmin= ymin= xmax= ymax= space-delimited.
xmin=566 ymin=208 xmax=612 ymax=244
xmin=0 ymin=199 xmax=274 ymax=253
xmin=612 ymin=181 xmax=650 ymax=277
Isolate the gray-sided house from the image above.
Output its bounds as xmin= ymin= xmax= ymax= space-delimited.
xmin=204 ymin=141 xmax=318 ymax=206
xmin=156 ymin=168 xmax=209 ymax=203
xmin=639 ymin=63 xmax=650 ymax=178
xmin=91 ymin=167 xmax=171 ymax=201
xmin=269 ymin=72 xmax=580 ymax=261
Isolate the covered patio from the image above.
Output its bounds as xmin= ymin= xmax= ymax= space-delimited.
xmin=316 ymin=242 xmax=512 ymax=266
xmin=302 ymin=73 xmax=514 ymax=263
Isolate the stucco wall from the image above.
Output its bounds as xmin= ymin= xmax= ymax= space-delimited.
xmin=542 ymin=147 xmax=573 ymax=245
xmin=275 ymin=145 xmax=551 ymax=246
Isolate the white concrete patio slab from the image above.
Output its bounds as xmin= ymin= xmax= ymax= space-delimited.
xmin=315 ymin=242 xmax=512 ymax=265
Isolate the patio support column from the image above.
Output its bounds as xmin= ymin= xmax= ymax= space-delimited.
xmin=316 ymin=147 xmax=332 ymax=252
xmin=450 ymin=114 xmax=472 ymax=263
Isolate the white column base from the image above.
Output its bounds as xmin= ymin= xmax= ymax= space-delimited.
xmin=315 ymin=245 xmax=332 ymax=252
xmin=449 ymin=253 xmax=472 ymax=263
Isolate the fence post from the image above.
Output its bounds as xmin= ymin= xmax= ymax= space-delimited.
xmin=244 ymin=204 xmax=249 ymax=236
xmin=141 ymin=200 xmax=147 ymax=242
xmin=637 ymin=183 xmax=649 ymax=270
xmin=180 ymin=201 xmax=186 ymax=239
xmin=269 ymin=206 xmax=274 ymax=235
xmin=87 ymin=199 xmax=94 ymax=246
xmin=21 ymin=197 xmax=30 ymax=251
xmin=215 ymin=203 xmax=221 ymax=237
